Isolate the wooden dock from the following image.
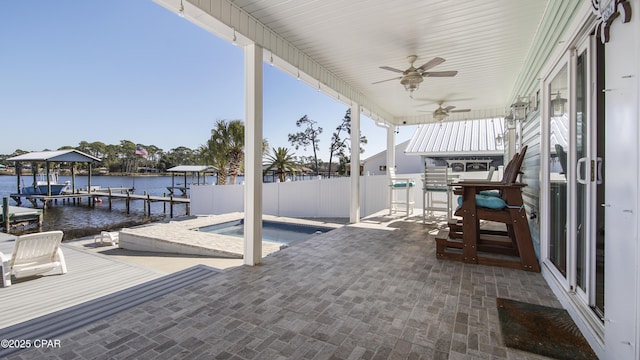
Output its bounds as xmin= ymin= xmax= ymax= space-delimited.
xmin=8 ymin=187 xmax=190 ymax=218
xmin=1 ymin=198 xmax=43 ymax=232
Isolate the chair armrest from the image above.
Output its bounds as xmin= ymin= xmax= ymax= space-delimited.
xmin=1 ymin=251 xmax=10 ymax=288
xmin=56 ymin=248 xmax=67 ymax=274
xmin=390 ymin=177 xmax=415 ymax=187
xmin=390 ymin=177 xmax=412 ymax=182
xmin=451 ymin=182 xmax=526 ymax=190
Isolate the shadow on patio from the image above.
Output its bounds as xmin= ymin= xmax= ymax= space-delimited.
xmin=5 ymin=214 xmax=559 ymax=359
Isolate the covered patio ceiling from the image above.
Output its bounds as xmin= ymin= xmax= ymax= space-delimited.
xmin=154 ymin=0 xmax=575 ymax=127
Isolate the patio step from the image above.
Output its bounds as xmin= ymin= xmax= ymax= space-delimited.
xmin=436 ymin=227 xmax=523 ymax=267
xmin=0 ymin=264 xmax=221 ymax=358
xmin=447 ymin=219 xmax=463 ymax=239
xmin=435 ymin=229 xmax=453 ymax=257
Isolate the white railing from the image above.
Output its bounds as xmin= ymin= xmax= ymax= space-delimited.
xmin=190 ymin=170 xmax=498 ymax=218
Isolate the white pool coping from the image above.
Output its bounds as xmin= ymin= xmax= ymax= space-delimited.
xmin=118 ymin=212 xmax=344 ymax=258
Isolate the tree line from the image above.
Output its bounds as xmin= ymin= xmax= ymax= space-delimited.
xmin=0 ymin=109 xmax=366 ymax=184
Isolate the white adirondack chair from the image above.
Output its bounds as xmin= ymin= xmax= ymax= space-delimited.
xmin=0 ymin=230 xmax=67 ymax=287
xmin=94 ymin=231 xmax=119 ymax=246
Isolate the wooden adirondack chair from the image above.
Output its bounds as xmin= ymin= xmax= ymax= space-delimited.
xmin=435 ymin=146 xmax=540 ymax=272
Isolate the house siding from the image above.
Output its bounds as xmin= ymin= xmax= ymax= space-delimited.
xmin=521 ymin=111 xmax=542 ymax=257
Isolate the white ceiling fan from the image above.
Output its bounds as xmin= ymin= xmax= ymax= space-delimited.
xmin=421 ymin=101 xmax=471 ymax=121
xmin=373 ymin=55 xmax=458 ymax=97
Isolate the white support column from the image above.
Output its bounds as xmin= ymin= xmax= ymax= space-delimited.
xmin=506 ymin=118 xmax=517 ymax=159
xmin=349 ymin=103 xmax=361 ymax=223
xmin=386 ymin=126 xmax=396 ymax=215
xmin=244 ymin=44 xmax=263 ymax=266
xmin=386 ymin=126 xmax=396 ymax=174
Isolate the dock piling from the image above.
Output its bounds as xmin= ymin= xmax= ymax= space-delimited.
xmin=3 ymin=197 xmax=9 ymax=233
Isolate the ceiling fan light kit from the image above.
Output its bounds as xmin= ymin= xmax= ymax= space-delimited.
xmin=400 ymin=74 xmax=423 ymax=95
xmin=433 ymin=107 xmax=449 ymax=120
xmin=424 ymin=101 xmax=472 ymax=121
xmin=375 ymin=55 xmax=457 ymax=97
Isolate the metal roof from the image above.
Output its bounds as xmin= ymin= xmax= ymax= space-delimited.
xmin=405 ymin=118 xmax=505 ymax=157
xmin=7 ymin=150 xmax=101 ymax=163
xmin=166 ymin=165 xmax=218 ymax=172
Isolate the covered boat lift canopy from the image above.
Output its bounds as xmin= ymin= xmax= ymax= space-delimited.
xmin=7 ymin=150 xmax=101 ymax=197
xmin=166 ymin=165 xmax=218 ymax=196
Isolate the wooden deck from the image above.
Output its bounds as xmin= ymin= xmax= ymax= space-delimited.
xmin=9 ymin=190 xmax=190 ymax=217
xmin=0 ymin=233 xmax=165 ymax=329
xmin=1 ymin=203 xmax=43 ymax=232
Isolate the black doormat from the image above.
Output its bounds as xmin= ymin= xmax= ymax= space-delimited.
xmin=496 ymin=298 xmax=598 ymax=360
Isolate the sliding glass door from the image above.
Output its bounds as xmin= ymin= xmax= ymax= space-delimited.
xmin=546 ymin=35 xmax=605 ymax=320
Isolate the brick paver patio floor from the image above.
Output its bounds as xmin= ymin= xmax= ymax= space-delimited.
xmin=10 ymin=216 xmax=560 ymax=359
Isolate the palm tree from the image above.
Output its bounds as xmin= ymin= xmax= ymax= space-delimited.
xmin=226 ymin=120 xmax=245 ymax=185
xmin=206 ymin=121 xmax=232 ymax=185
xmin=264 ymin=147 xmax=298 ymax=182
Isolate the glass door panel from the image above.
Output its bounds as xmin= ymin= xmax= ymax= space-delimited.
xmin=594 ymin=39 xmax=605 ymax=318
xmin=575 ymin=38 xmax=606 ymax=319
xmin=549 ymin=64 xmax=569 ymax=277
xmin=576 ymin=49 xmax=588 ymax=292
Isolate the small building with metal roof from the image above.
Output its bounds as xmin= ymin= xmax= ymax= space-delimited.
xmin=404 ymin=118 xmax=506 ymax=173
xmin=362 ymin=140 xmax=423 ymax=176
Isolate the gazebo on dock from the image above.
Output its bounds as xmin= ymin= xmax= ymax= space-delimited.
xmin=8 ymin=150 xmax=101 ymax=206
xmin=166 ymin=165 xmax=217 ymax=197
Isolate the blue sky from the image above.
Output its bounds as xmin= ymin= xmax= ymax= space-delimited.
xmin=0 ymin=1 xmax=414 ymax=161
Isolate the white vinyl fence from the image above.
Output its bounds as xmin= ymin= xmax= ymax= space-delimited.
xmin=190 ymin=170 xmax=499 ymax=219
xmin=191 ymin=173 xmax=424 ymax=218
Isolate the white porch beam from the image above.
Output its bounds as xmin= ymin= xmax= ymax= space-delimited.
xmin=349 ymin=103 xmax=361 ymax=223
xmin=181 ymin=0 xmax=392 ymax=122
xmin=243 ymin=44 xmax=263 ymax=266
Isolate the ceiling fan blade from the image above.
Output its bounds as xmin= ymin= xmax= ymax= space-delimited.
xmin=417 ymin=57 xmax=445 ymax=72
xmin=451 ymin=109 xmax=471 ymax=113
xmin=379 ymin=66 xmax=404 ymax=74
xmin=413 ymin=97 xmax=442 ymax=104
xmin=372 ymin=76 xmax=402 ymax=84
xmin=443 ymin=106 xmax=456 ymax=112
xmin=415 ymin=96 xmax=474 ymax=103
xmin=423 ymin=70 xmax=458 ymax=77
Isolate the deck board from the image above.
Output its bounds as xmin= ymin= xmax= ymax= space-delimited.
xmin=0 ymin=238 xmax=165 ymax=329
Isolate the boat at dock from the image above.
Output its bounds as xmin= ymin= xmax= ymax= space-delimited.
xmin=21 ymin=172 xmax=70 ymax=196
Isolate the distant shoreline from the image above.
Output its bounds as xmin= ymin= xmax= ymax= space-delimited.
xmin=0 ymin=172 xmax=170 ymax=177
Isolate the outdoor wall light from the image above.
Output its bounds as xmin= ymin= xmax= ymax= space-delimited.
xmin=510 ymin=96 xmax=529 ymax=120
xmin=551 ymin=91 xmax=567 ymax=117
xmin=504 ymin=112 xmax=515 ymax=128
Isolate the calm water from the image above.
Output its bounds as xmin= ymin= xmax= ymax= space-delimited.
xmin=0 ymin=175 xmax=198 ymax=238
xmin=199 ymin=220 xmax=330 ymax=244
